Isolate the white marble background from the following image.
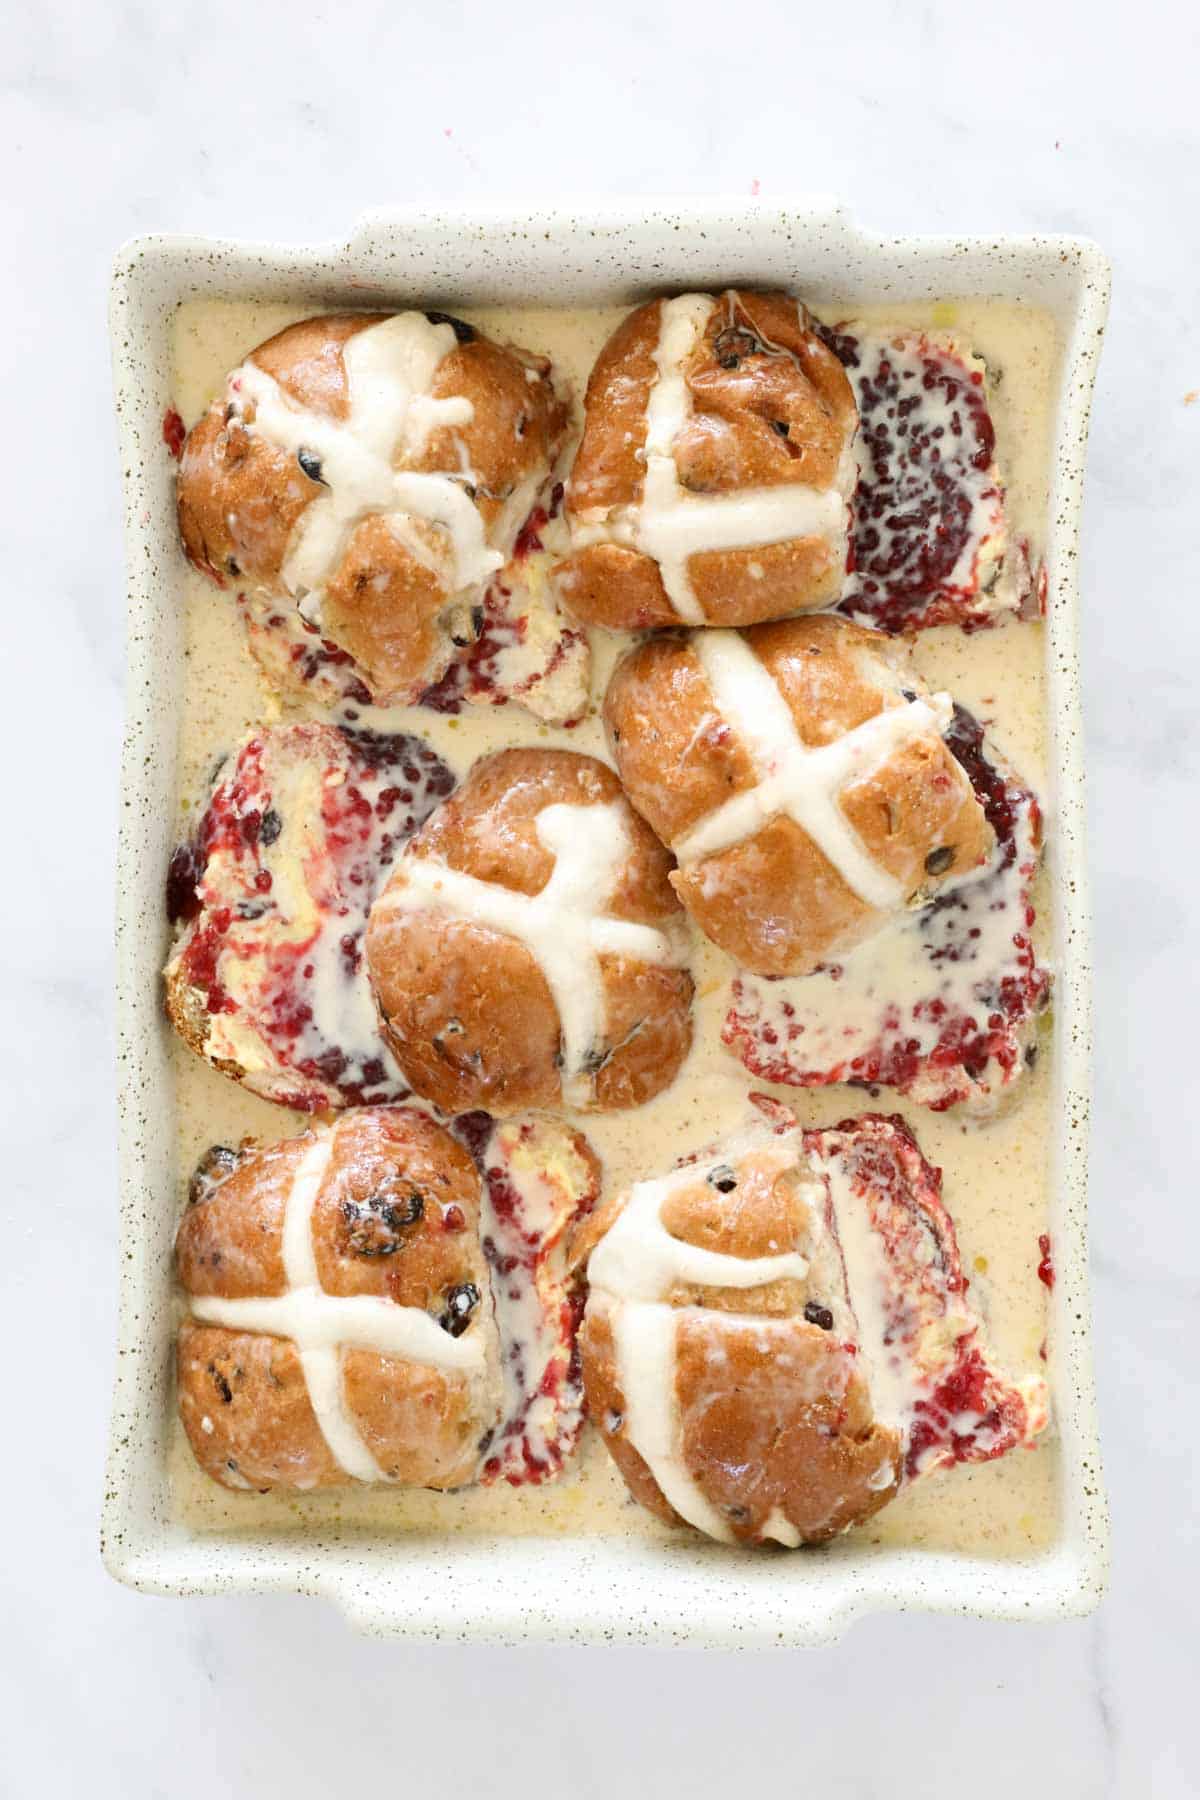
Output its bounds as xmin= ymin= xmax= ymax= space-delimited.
xmin=4 ymin=0 xmax=1197 ymax=1793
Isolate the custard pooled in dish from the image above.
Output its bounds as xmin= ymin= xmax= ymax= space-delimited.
xmin=177 ymin=312 xmax=568 ymax=704
xmin=176 ymin=1106 xmax=599 ymax=1493
xmin=164 ymin=721 xmax=454 ymax=1111
xmin=604 ymin=614 xmax=992 ymax=977
xmin=576 ymin=1104 xmax=1048 ymax=1547
xmin=365 ymin=748 xmax=694 ymax=1117
xmin=552 ymin=289 xmax=857 ymax=631
xmin=176 ymin=1108 xmax=501 ymax=1492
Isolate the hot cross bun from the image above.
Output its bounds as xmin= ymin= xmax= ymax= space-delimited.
xmin=576 ymin=1104 xmax=1048 ymax=1547
xmin=177 ymin=311 xmax=568 ymax=704
xmin=177 ymin=1106 xmax=600 ymax=1493
xmin=604 ymin=614 xmax=992 ymax=977
xmin=553 ymin=290 xmax=857 ymax=630
xmin=364 ymin=748 xmax=694 ymax=1116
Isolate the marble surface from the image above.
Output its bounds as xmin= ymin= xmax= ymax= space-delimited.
xmin=4 ymin=0 xmax=1198 ymax=1793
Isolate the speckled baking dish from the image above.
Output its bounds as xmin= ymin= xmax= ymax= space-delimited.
xmin=104 ymin=201 xmax=1110 ymax=1646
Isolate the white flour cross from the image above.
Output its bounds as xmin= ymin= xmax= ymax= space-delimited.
xmin=230 ymin=313 xmax=523 ymax=618
xmin=673 ymin=629 xmax=952 ymax=911
xmin=189 ymin=1127 xmax=485 ymax=1484
xmin=569 ymin=293 xmax=853 ymax=624
xmin=373 ymin=800 xmax=687 ymax=1108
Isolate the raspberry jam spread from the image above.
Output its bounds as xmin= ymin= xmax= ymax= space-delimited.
xmin=724 ymin=707 xmax=1051 ymax=1111
xmin=454 ymin=1111 xmax=598 ymax=1485
xmin=237 ymin=596 xmax=375 ymax=710
xmin=820 ymin=324 xmax=1030 ymax=632
xmin=166 ymin=722 xmax=454 ymax=1110
xmin=801 ymin=1111 xmax=1047 ymax=1478
xmin=421 ymin=487 xmax=587 ymax=725
xmin=418 ymin=561 xmax=588 ymax=727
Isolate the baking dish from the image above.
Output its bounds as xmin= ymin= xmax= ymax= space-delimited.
xmin=104 ymin=200 xmax=1110 ymax=1645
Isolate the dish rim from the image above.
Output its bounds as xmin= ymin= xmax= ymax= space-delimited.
xmin=103 ymin=200 xmax=1111 ymax=1647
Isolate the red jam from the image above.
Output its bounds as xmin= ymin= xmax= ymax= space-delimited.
xmin=816 ymin=325 xmax=1026 ymax=633
xmin=453 ymin=1113 xmax=597 ymax=1487
xmin=162 ymin=407 xmax=186 ymax=460
xmin=166 ymin=724 xmax=454 ymax=1110
xmin=1037 ymin=1233 xmax=1056 ymax=1290
xmin=803 ymin=1112 xmax=1044 ymax=1481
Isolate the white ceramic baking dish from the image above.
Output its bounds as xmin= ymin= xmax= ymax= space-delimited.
xmin=104 ymin=201 xmax=1110 ymax=1646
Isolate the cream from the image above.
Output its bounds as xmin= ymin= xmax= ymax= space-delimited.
xmin=189 ymin=1125 xmax=485 ymax=1484
xmin=673 ymin=628 xmax=952 ymax=910
xmin=760 ymin=1506 xmax=803 ymax=1548
xmin=277 ymin=1131 xmax=383 ymax=1483
xmin=372 ymin=800 xmax=688 ymax=1107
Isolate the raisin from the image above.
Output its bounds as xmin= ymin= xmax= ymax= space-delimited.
xmin=924 ymin=846 xmax=955 ymax=876
xmin=714 ymin=325 xmax=764 ymax=368
xmin=259 ymin=808 xmax=282 ymax=847
xmin=804 ymin=1300 xmax=835 ymax=1331
xmin=708 ymin=1164 xmax=738 ymax=1194
xmin=439 ymin=1282 xmax=480 ymax=1336
xmin=342 ymin=1188 xmax=425 ymax=1256
xmin=425 ymin=310 xmax=476 ymax=344
xmin=297 ymin=448 xmax=325 ymax=485
xmin=771 ymin=419 xmax=791 ymax=438
xmin=166 ymin=840 xmax=205 ymax=925
xmin=208 ymin=1363 xmax=234 ymax=1404
xmin=189 ymin=1144 xmax=243 ymax=1205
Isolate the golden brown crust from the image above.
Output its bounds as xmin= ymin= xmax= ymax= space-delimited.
xmin=672 ymin=1318 xmax=900 ymax=1542
xmin=423 ymin=337 xmax=565 ymax=519
xmin=578 ymin=1126 xmax=902 ymax=1545
xmin=677 ymin=290 xmax=856 ymax=494
xmin=175 ymin=1109 xmax=496 ymax=1493
xmin=178 ymin=1324 xmax=346 ymax=1492
xmin=556 ymin=290 xmax=856 ymax=629
xmin=319 ymin=514 xmax=453 ymax=701
xmin=365 ymin=748 xmax=694 ymax=1116
xmin=576 ymin=1309 xmax=680 ymax=1528
xmin=604 ymin=615 xmax=992 ymax=976
xmin=552 ymin=543 xmax=681 ymax=632
xmin=177 ymin=313 xmax=567 ymax=705
xmin=565 ymin=302 xmax=661 ymax=515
